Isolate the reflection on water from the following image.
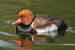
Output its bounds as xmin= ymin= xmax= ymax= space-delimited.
xmin=0 ymin=32 xmax=15 ymax=36
xmin=0 ymin=27 xmax=74 ymax=50
xmin=0 ymin=40 xmax=20 ymax=50
xmin=0 ymin=32 xmax=20 ymax=50
xmin=0 ymin=40 xmax=13 ymax=47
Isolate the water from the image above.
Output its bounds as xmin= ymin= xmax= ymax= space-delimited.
xmin=0 ymin=32 xmax=20 ymax=50
xmin=0 ymin=26 xmax=75 ymax=50
xmin=0 ymin=40 xmax=20 ymax=50
xmin=0 ymin=32 xmax=15 ymax=36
